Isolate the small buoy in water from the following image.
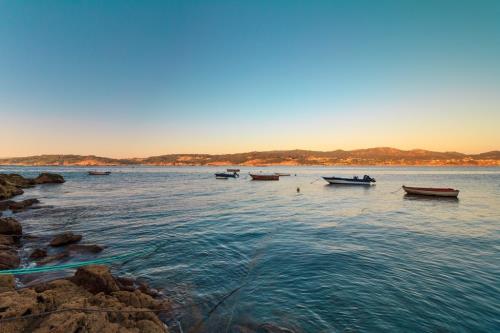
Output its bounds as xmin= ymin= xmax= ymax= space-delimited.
xmin=297 ymin=187 xmax=300 ymax=193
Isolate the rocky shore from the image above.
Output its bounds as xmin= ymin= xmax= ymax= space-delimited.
xmin=0 ymin=172 xmax=295 ymax=333
xmin=0 ymin=173 xmax=172 ymax=333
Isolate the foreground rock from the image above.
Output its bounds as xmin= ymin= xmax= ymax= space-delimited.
xmin=50 ymin=232 xmax=82 ymax=247
xmin=0 ymin=247 xmax=20 ymax=269
xmin=0 ymin=217 xmax=22 ymax=236
xmin=0 ymin=265 xmax=171 ymax=333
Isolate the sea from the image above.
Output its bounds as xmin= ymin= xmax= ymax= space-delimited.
xmin=1 ymin=166 xmax=499 ymax=332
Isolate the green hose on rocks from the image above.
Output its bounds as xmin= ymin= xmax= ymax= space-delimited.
xmin=0 ymin=245 xmax=158 ymax=275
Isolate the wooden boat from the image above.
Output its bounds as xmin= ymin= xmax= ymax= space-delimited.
xmin=274 ymin=173 xmax=291 ymax=176
xmin=215 ymin=172 xmax=239 ymax=178
xmin=323 ymin=175 xmax=375 ymax=185
xmin=227 ymin=168 xmax=240 ymax=172
xmin=88 ymin=171 xmax=111 ymax=176
xmin=249 ymin=173 xmax=279 ymax=181
xmin=402 ymin=186 xmax=459 ymax=197
xmin=216 ymin=176 xmax=229 ymax=180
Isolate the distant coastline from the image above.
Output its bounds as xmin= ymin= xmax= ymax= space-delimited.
xmin=1 ymin=147 xmax=499 ymax=167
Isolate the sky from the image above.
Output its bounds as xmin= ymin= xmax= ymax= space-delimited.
xmin=1 ymin=0 xmax=499 ymax=158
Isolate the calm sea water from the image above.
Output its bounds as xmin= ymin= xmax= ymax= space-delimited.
xmin=2 ymin=166 xmax=499 ymax=332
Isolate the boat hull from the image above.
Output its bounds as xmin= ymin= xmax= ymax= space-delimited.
xmin=323 ymin=177 xmax=374 ymax=185
xmin=215 ymin=173 xmax=238 ymax=178
xmin=403 ymin=186 xmax=459 ymax=197
xmin=88 ymin=171 xmax=111 ymax=176
xmin=249 ymin=174 xmax=279 ymax=181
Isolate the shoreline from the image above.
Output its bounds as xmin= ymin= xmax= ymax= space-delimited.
xmin=0 ymin=173 xmax=176 ymax=332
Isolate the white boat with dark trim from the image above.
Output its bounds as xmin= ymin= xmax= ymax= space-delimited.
xmin=323 ymin=175 xmax=376 ymax=185
xmin=402 ymin=186 xmax=459 ymax=197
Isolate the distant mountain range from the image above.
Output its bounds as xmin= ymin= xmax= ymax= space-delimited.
xmin=1 ymin=148 xmax=499 ymax=166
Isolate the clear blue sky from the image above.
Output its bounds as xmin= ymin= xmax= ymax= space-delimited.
xmin=1 ymin=0 xmax=499 ymax=157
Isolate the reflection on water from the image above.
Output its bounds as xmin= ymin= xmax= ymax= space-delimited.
xmin=2 ymin=166 xmax=499 ymax=332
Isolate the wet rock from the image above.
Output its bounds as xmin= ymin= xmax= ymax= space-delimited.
xmin=0 ymin=200 xmax=15 ymax=211
xmin=37 ymin=252 xmax=69 ymax=265
xmin=0 ymin=179 xmax=24 ymax=200
xmin=9 ymin=198 xmax=40 ymax=213
xmin=138 ymin=281 xmax=161 ymax=298
xmin=0 ymin=234 xmax=15 ymax=246
xmin=67 ymin=244 xmax=104 ymax=253
xmin=0 ymin=217 xmax=22 ymax=236
xmin=33 ymin=172 xmax=65 ymax=184
xmin=49 ymin=232 xmax=82 ymax=247
xmin=71 ymin=265 xmax=120 ymax=294
xmin=29 ymin=248 xmax=48 ymax=260
xmin=116 ymin=276 xmax=136 ymax=292
xmin=0 ymin=247 xmax=20 ymax=269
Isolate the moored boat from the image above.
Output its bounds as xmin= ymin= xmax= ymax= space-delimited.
xmin=215 ymin=172 xmax=239 ymax=178
xmin=88 ymin=171 xmax=111 ymax=176
xmin=216 ymin=176 xmax=229 ymax=180
xmin=274 ymin=173 xmax=291 ymax=176
xmin=227 ymin=168 xmax=240 ymax=172
xmin=402 ymin=186 xmax=459 ymax=197
xmin=323 ymin=175 xmax=375 ymax=185
xmin=249 ymin=173 xmax=279 ymax=181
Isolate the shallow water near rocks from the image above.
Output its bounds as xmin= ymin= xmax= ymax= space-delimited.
xmin=2 ymin=166 xmax=499 ymax=332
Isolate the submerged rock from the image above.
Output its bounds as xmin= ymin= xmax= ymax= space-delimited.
xmin=49 ymin=232 xmax=82 ymax=247
xmin=67 ymin=243 xmax=104 ymax=253
xmin=9 ymin=198 xmax=41 ymax=213
xmin=37 ymin=252 xmax=69 ymax=265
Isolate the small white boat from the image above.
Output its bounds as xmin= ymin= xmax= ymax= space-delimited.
xmin=402 ymin=186 xmax=459 ymax=197
xmin=323 ymin=175 xmax=375 ymax=185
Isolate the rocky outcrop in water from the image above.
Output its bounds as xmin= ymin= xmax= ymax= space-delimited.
xmin=0 ymin=265 xmax=171 ymax=333
xmin=0 ymin=198 xmax=40 ymax=213
xmin=49 ymin=232 xmax=83 ymax=247
xmin=33 ymin=172 xmax=66 ymax=184
xmin=0 ymin=173 xmax=64 ymax=200
xmin=0 ymin=172 xmax=174 ymax=332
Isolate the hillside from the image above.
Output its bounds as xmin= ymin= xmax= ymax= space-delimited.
xmin=0 ymin=148 xmax=499 ymax=166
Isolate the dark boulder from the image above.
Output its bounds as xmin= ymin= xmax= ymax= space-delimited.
xmin=33 ymin=173 xmax=65 ymax=184
xmin=29 ymin=248 xmax=48 ymax=260
xmin=0 ymin=217 xmax=22 ymax=236
xmin=0 ymin=234 xmax=15 ymax=246
xmin=49 ymin=232 xmax=82 ymax=247
xmin=71 ymin=265 xmax=120 ymax=294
